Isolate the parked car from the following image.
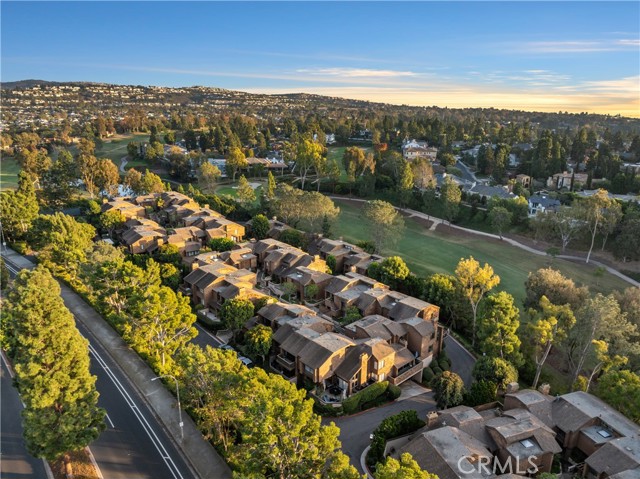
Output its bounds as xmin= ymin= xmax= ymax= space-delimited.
xmin=238 ymin=356 xmax=253 ymax=367
xmin=219 ymin=344 xmax=235 ymax=352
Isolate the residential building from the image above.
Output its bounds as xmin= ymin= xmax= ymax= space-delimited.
xmin=528 ymin=195 xmax=561 ymax=216
xmin=547 ymin=172 xmax=589 ymax=190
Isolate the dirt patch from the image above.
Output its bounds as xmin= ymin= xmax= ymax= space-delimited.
xmin=50 ymin=449 xmax=100 ymax=479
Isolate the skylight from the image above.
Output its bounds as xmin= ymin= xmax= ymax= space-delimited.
xmin=597 ymin=429 xmax=612 ymax=438
xmin=520 ymin=439 xmax=535 ymax=448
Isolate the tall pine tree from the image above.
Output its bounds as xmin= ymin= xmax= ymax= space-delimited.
xmin=3 ymin=266 xmax=105 ymax=476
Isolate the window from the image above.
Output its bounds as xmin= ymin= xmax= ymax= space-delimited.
xmin=428 ymin=345 xmax=433 ymax=353
xmin=373 ymin=361 xmax=378 ymax=369
xmin=379 ymin=360 xmax=385 ymax=369
xmin=379 ymin=373 xmax=385 ymax=381
xmin=304 ymin=365 xmax=314 ymax=376
xmin=597 ymin=429 xmax=612 ymax=438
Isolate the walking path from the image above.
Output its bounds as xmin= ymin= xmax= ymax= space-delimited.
xmin=2 ymin=248 xmax=233 ymax=479
xmin=119 ymin=156 xmax=128 ymax=172
xmin=328 ymin=196 xmax=640 ymax=288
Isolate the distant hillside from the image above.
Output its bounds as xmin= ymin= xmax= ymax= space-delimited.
xmin=1 ymin=79 xmax=58 ymax=90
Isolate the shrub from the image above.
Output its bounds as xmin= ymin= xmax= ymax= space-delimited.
xmin=342 ymin=381 xmax=389 ymax=415
xmin=432 ymin=366 xmax=443 ymax=375
xmin=208 ymin=237 xmax=235 ymax=252
xmin=464 ymin=380 xmax=498 ymax=406
xmin=387 ymin=384 xmax=402 ymax=400
xmin=472 ymin=356 xmax=518 ymax=389
xmin=432 ymin=371 xmax=465 ymax=409
xmin=422 ymin=367 xmax=435 ymax=384
xmin=439 ymin=358 xmax=451 ymax=371
xmin=367 ymin=410 xmax=426 ymax=466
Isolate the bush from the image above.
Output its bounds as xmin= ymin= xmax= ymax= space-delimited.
xmin=464 ymin=380 xmax=498 ymax=407
xmin=367 ymin=410 xmax=426 ymax=466
xmin=439 ymin=358 xmax=451 ymax=371
xmin=11 ymin=241 xmax=28 ymax=255
xmin=422 ymin=367 xmax=435 ymax=384
xmin=432 ymin=366 xmax=443 ymax=375
xmin=387 ymin=384 xmax=402 ymax=400
xmin=342 ymin=381 xmax=389 ymax=415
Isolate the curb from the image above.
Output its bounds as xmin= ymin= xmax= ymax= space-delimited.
xmin=86 ymin=447 xmax=104 ymax=479
xmin=360 ymin=446 xmax=375 ymax=479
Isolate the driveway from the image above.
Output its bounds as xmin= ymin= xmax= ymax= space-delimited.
xmin=326 ymin=391 xmax=436 ymax=473
xmin=444 ymin=335 xmax=476 ymax=386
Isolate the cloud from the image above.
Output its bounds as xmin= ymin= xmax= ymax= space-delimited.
xmin=511 ymin=39 xmax=639 ymax=53
xmin=295 ymin=67 xmax=419 ymax=78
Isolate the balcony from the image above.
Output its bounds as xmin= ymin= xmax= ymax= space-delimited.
xmin=389 ymin=362 xmax=423 ymax=386
xmin=276 ymin=354 xmax=296 ymax=371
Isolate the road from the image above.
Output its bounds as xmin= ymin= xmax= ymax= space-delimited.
xmin=0 ymin=351 xmax=50 ymax=479
xmin=329 ymin=391 xmax=437 ymax=474
xmin=445 ymin=335 xmax=476 ymax=387
xmin=2 ymin=254 xmax=196 ymax=479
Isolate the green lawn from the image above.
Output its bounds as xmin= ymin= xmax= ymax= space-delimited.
xmin=0 ymin=157 xmax=21 ymax=190
xmin=96 ymin=132 xmax=150 ymax=163
xmin=327 ymin=146 xmax=373 ymax=181
xmin=215 ymin=181 xmax=264 ymax=202
xmin=331 ymin=199 xmax=630 ymax=306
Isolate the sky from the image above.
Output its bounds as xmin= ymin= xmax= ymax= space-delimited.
xmin=2 ymin=1 xmax=639 ymax=117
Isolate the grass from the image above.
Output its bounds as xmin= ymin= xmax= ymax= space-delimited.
xmin=215 ymin=181 xmax=264 ymax=202
xmin=331 ymin=199 xmax=631 ymax=306
xmin=96 ymin=132 xmax=149 ymax=163
xmin=0 ymin=156 xmax=21 ymax=190
xmin=327 ymin=146 xmax=373 ymax=181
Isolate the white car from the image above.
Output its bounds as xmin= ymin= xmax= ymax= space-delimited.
xmin=238 ymin=356 xmax=253 ymax=367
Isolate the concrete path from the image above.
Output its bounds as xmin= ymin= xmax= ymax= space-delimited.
xmin=119 ymin=156 xmax=128 ymax=172
xmin=2 ymin=249 xmax=233 ymax=479
xmin=328 ymin=196 xmax=640 ymax=288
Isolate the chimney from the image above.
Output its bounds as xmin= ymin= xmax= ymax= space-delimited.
xmin=506 ymin=382 xmax=520 ymax=394
xmin=538 ymin=383 xmax=551 ymax=395
xmin=426 ymin=411 xmax=439 ymax=428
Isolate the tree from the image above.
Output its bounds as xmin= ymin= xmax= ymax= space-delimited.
xmin=411 ymin=158 xmax=435 ymax=189
xmin=140 ymin=169 xmax=165 ymax=194
xmin=209 ymin=237 xmax=235 ymax=252
xmin=226 ymin=147 xmax=247 ymax=181
xmin=612 ymin=213 xmax=640 ymax=262
xmin=569 ymin=293 xmax=639 ymax=388
xmin=596 ymin=370 xmax=640 ymax=423
xmin=343 ymin=147 xmax=375 ymax=177
xmin=99 ymin=209 xmax=126 ymax=238
xmin=326 ymin=255 xmax=337 ymax=274
xmin=488 ymin=206 xmax=512 ymax=239
xmin=127 ymin=141 xmax=140 ymax=159
xmin=0 ymin=172 xmax=40 ymax=240
xmin=525 ymin=296 xmax=576 ymax=388
xmin=175 ymin=344 xmax=247 ymax=452
xmin=343 ymin=305 xmax=362 ymax=325
xmin=265 ymin=171 xmax=277 ymax=200
xmin=251 ymin=214 xmax=270 ymax=240
xmin=363 ymin=200 xmax=405 ymax=253
xmin=464 ymin=380 xmax=498 ymax=407
xmin=549 ymin=206 xmax=583 ymax=252
xmin=524 ymin=268 xmax=589 ymax=310
xmin=199 ymin=161 xmax=221 ymax=192
xmin=432 ymin=371 xmax=465 ymax=408
xmin=29 ymin=213 xmax=96 ymax=279
xmin=472 ymin=356 xmax=518 ymax=390
xmin=237 ymin=175 xmax=256 ymax=206
xmin=599 ymin=201 xmax=622 ymax=250
xmin=478 ymin=292 xmax=522 ymax=366
xmin=77 ymin=139 xmax=101 ymax=198
xmin=3 ymin=267 xmax=105 ymax=476
xmin=379 ymin=256 xmax=410 ymax=289
xmin=219 ymin=298 xmax=254 ymax=339
xmin=95 ymin=158 xmax=121 ymax=197
xmin=41 ymin=149 xmax=76 ymax=209
xmin=295 ymin=138 xmax=324 ymax=189
xmin=576 ymin=189 xmax=616 ymax=263
xmin=124 ymin=285 xmax=196 ymax=373
xmin=441 ymin=176 xmax=461 ymax=224
xmin=245 ymin=325 xmax=273 ymax=362
xmin=375 ymin=453 xmax=436 ymax=479
xmin=455 ymin=257 xmax=500 ymax=347
xmin=0 ymin=258 xmax=9 ymax=290
xmin=229 ymin=369 xmax=349 ymax=479
xmin=123 ymin=168 xmax=143 ymax=194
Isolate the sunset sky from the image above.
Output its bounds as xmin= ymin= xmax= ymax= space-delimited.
xmin=2 ymin=1 xmax=639 ymax=116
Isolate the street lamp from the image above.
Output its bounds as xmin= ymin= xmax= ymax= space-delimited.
xmin=151 ymin=374 xmax=184 ymax=442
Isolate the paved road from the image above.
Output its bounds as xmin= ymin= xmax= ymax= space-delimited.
xmin=0 ymin=352 xmax=50 ymax=479
xmin=2 ymin=254 xmax=196 ymax=479
xmin=329 ymin=391 xmax=437 ymax=474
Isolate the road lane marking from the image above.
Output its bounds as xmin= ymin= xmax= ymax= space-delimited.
xmin=88 ymin=343 xmax=184 ymax=479
xmin=105 ymin=413 xmax=115 ymax=428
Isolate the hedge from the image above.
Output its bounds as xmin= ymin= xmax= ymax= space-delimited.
xmin=342 ymin=381 xmax=389 ymax=415
xmin=367 ymin=410 xmax=426 ymax=467
xmin=422 ymin=367 xmax=435 ymax=384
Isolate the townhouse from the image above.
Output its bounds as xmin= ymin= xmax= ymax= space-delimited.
xmin=392 ymin=388 xmax=639 ymax=479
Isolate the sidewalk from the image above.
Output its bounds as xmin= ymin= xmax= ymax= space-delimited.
xmin=2 ymin=249 xmax=233 ymax=479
